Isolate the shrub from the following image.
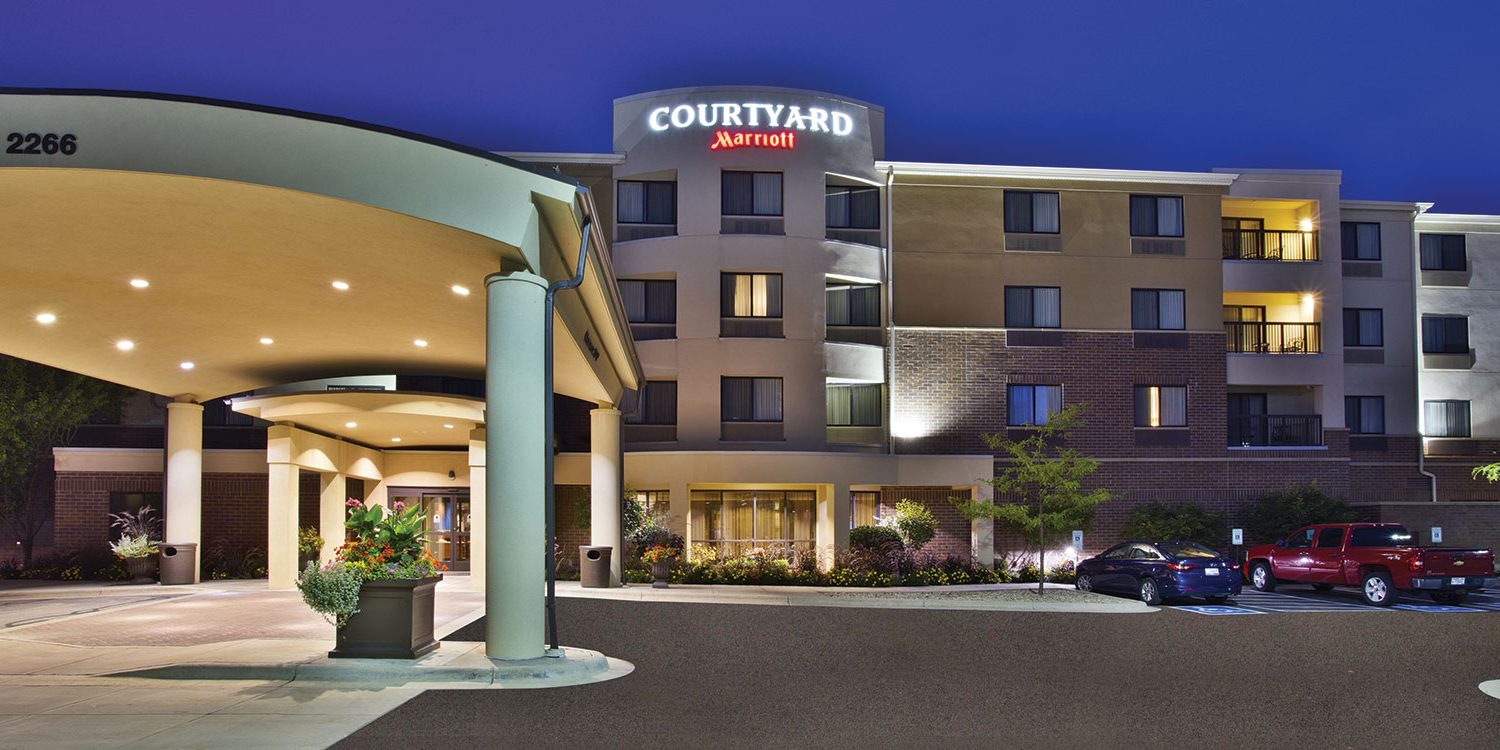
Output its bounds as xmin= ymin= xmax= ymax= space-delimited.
xmin=296 ymin=561 xmax=363 ymax=628
xmin=203 ymin=544 xmax=267 ymax=580
xmin=297 ymin=526 xmax=324 ymax=557
xmin=826 ymin=567 xmax=893 ymax=587
xmin=850 ymin=525 xmax=903 ymax=554
xmin=884 ymin=499 xmax=938 ymax=550
xmin=627 ymin=511 xmax=683 ymax=558
xmin=1121 ymin=502 xmax=1230 ymax=548
xmin=1240 ymin=483 xmax=1356 ymax=544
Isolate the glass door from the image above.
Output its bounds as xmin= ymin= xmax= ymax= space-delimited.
xmin=418 ymin=492 xmax=470 ymax=572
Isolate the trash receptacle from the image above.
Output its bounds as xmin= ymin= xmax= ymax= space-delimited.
xmin=158 ymin=542 xmax=198 ymax=585
xmin=579 ymin=545 xmax=612 ymax=588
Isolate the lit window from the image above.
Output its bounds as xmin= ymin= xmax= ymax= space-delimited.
xmin=722 ymin=273 xmax=782 ymax=318
xmin=1134 ymin=385 xmax=1187 ymax=427
xmin=1008 ymin=384 xmax=1062 ymax=426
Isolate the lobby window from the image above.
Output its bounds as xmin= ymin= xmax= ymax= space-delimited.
xmin=1008 ymin=384 xmax=1062 ymax=427
xmin=850 ymin=491 xmax=879 ymax=529
xmin=1130 ymin=289 xmax=1185 ymax=330
xmin=1134 ymin=385 xmax=1187 ymax=428
xmin=1424 ymin=400 xmax=1471 ymax=438
xmin=623 ymin=381 xmax=677 ymax=425
xmin=1345 ymin=396 xmax=1385 ymax=435
xmin=617 ymin=180 xmax=676 ymax=226
xmin=692 ymin=489 xmax=815 ymax=558
xmin=1004 ymin=286 xmax=1061 ymax=329
xmin=825 ymin=185 xmax=880 ymax=230
xmin=1004 ymin=191 xmax=1060 ymax=234
xmin=1421 ymin=315 xmax=1469 ymax=354
xmin=721 ymin=273 xmax=783 ymax=338
xmin=722 ymin=377 xmax=783 ymax=422
xmin=1341 ymin=222 xmax=1381 ymax=261
xmin=1419 ymin=234 xmax=1466 ymax=271
xmin=1129 ymin=195 xmax=1184 ymax=238
xmin=618 ymin=279 xmax=676 ymax=341
xmin=722 ymin=171 xmax=783 ymax=216
xmin=1343 ymin=308 xmax=1383 ymax=347
xmin=827 ymin=384 xmax=882 ymax=427
xmin=632 ymin=490 xmax=670 ymax=519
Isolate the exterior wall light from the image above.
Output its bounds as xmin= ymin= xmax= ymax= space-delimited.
xmin=35 ymin=312 xmax=56 ymax=325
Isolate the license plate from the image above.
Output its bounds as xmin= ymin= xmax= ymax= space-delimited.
xmin=1451 ymin=577 xmax=1465 ymax=585
xmin=1205 ymin=568 xmax=1220 ymax=576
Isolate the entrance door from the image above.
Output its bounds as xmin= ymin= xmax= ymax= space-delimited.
xmin=390 ymin=489 xmax=471 ymax=572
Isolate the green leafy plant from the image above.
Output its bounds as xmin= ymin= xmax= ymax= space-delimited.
xmin=1240 ymin=482 xmax=1355 ymax=544
xmin=1475 ymin=463 xmax=1500 ymax=483
xmin=882 ymin=499 xmax=937 ymax=550
xmin=296 ymin=560 xmax=364 ymax=628
xmin=108 ymin=534 xmax=158 ymax=559
xmin=849 ymin=525 xmax=904 ymax=554
xmin=297 ymin=526 xmax=324 ymax=557
xmin=1121 ymin=502 xmax=1230 ymax=548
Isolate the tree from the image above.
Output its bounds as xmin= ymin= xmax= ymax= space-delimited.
xmin=1474 ymin=463 xmax=1500 ymax=484
xmin=1238 ymin=482 xmax=1355 ymax=544
xmin=954 ymin=403 xmax=1111 ymax=595
xmin=1120 ymin=502 xmax=1229 ymax=549
xmin=0 ymin=356 xmax=124 ymax=565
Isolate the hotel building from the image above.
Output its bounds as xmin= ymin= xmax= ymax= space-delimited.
xmin=7 ymin=85 xmax=1500 ymax=586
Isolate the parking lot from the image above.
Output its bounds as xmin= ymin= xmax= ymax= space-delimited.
xmin=1171 ymin=585 xmax=1500 ymax=615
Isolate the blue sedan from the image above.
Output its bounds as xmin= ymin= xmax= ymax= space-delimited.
xmin=1074 ymin=541 xmax=1242 ymax=605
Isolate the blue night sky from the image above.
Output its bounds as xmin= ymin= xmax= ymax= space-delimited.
xmin=3 ymin=1 xmax=1498 ymax=211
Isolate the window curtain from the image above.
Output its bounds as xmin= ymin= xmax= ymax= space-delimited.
xmin=1035 ymin=385 xmax=1061 ymax=423
xmin=1031 ymin=192 xmax=1060 ymax=233
xmin=787 ymin=492 xmax=816 ymax=541
xmin=1419 ymin=234 xmax=1442 ymax=269
xmin=1156 ymin=197 xmax=1184 ymax=237
xmin=645 ymin=280 xmax=675 ymax=323
xmin=826 ymin=286 xmax=850 ymax=326
xmin=728 ymin=492 xmax=755 ymax=541
xmin=1425 ymin=401 xmax=1470 ymax=437
xmin=617 ymin=181 xmax=645 ymax=223
xmin=1131 ymin=290 xmax=1157 ymax=329
xmin=1031 ymin=287 xmax=1061 ymax=328
xmin=1346 ymin=396 xmax=1384 ymax=434
xmin=641 ymin=381 xmax=677 ymax=425
xmin=1008 ymin=385 xmax=1034 ymax=426
xmin=826 ymin=386 xmax=850 ymax=426
xmin=1357 ymin=309 xmax=1382 ymax=346
xmin=1004 ymin=287 xmax=1032 ymax=327
xmin=1423 ymin=317 xmax=1468 ymax=354
xmin=721 ymin=172 xmax=754 ymax=215
xmin=752 ymin=378 xmax=783 ymax=421
xmin=619 ymin=280 xmax=647 ymax=322
xmin=1004 ymin=191 xmax=1033 ymax=233
xmin=1130 ymin=195 xmax=1155 ymax=236
xmin=848 ymin=285 xmax=880 ymax=325
xmin=849 ymin=188 xmax=880 ymax=229
xmin=826 ymin=188 xmax=850 ymax=228
xmin=1158 ymin=290 xmax=1185 ymax=330
xmin=1342 ymin=222 xmax=1380 ymax=260
xmin=756 ymin=494 xmax=785 ymax=541
xmin=725 ymin=274 xmax=781 ymax=318
xmin=752 ymin=172 xmax=782 ymax=215
xmin=1159 ymin=386 xmax=1187 ymax=426
xmin=850 ymin=492 xmax=877 ymax=528
xmin=644 ymin=182 xmax=676 ymax=224
xmin=721 ymin=378 xmax=753 ymax=420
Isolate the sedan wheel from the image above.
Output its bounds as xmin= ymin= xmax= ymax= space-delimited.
xmin=1360 ymin=572 xmax=1395 ymax=607
xmin=1139 ymin=578 xmax=1162 ymax=606
xmin=1076 ymin=574 xmax=1093 ymax=592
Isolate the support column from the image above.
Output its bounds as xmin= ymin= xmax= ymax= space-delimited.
xmin=816 ymin=483 xmax=851 ymax=571
xmin=164 ymin=400 xmax=203 ymax=582
xmin=590 ymin=407 xmax=623 ymax=587
xmin=485 ymin=270 xmax=548 ymax=660
xmin=364 ymin=481 xmax=388 ymax=509
xmin=468 ymin=428 xmax=487 ymax=592
xmin=318 ymin=472 xmax=346 ymax=566
xmin=970 ymin=482 xmax=995 ymax=569
xmin=267 ymin=462 xmax=300 ymax=589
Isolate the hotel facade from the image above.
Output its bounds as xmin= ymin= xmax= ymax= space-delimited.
xmin=8 ymin=85 xmax=1500 ymax=584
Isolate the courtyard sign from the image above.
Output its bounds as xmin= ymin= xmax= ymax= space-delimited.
xmin=647 ymin=101 xmax=855 ymax=151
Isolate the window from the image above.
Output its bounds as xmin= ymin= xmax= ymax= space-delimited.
xmin=1134 ymin=385 xmax=1187 ymax=427
xmin=826 ymin=283 xmax=880 ymax=327
xmin=1284 ymin=528 xmax=1314 ymax=548
xmin=1127 ymin=544 xmax=1164 ymax=561
xmin=1007 ymin=384 xmax=1062 ymax=426
xmin=826 ymin=186 xmax=880 ymax=229
xmin=1131 ymin=289 xmax=1186 ymax=330
xmin=1421 ymin=316 xmax=1469 ymax=354
xmin=1341 ymin=222 xmax=1381 ymax=260
xmin=617 ymin=180 xmax=676 ymax=225
xmin=1130 ymin=195 xmax=1184 ymax=237
xmin=1342 ymin=308 xmax=1383 ymax=347
xmin=108 ymin=492 xmax=162 ymax=538
xmin=850 ymin=491 xmax=878 ymax=528
xmin=1004 ymin=191 xmax=1060 ymax=234
xmin=722 ymin=171 xmax=783 ymax=216
xmin=632 ymin=490 xmax=670 ymax=518
xmin=692 ymin=489 xmax=815 ymax=558
xmin=1349 ymin=526 xmax=1413 ymax=547
xmin=827 ymin=384 xmax=882 ymax=427
xmin=1004 ymin=286 xmax=1061 ymax=328
xmin=1345 ymin=396 xmax=1385 ymax=435
xmin=1419 ymin=234 xmax=1466 ymax=271
xmin=1425 ymin=400 xmax=1471 ymax=437
xmin=624 ymin=381 xmax=677 ymax=425
xmin=1317 ymin=527 xmax=1345 ymax=548
xmin=1223 ymin=305 xmax=1265 ymax=323
xmin=722 ymin=377 xmax=783 ymax=422
xmin=618 ymin=279 xmax=676 ymax=339
xmin=721 ymin=273 xmax=782 ymax=318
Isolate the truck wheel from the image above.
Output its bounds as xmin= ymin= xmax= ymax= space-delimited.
xmin=1431 ymin=591 xmax=1468 ymax=605
xmin=1360 ymin=571 xmax=1395 ymax=606
xmin=1250 ymin=562 xmax=1276 ymax=592
xmin=1312 ymin=583 xmax=1334 ymax=592
xmin=1139 ymin=577 xmax=1162 ymax=606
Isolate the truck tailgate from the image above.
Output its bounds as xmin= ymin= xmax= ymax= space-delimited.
xmin=1417 ymin=548 xmax=1495 ymax=576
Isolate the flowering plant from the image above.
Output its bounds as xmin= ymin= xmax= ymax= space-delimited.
xmin=640 ymin=545 xmax=678 ymax=565
xmin=297 ymin=498 xmax=445 ymax=628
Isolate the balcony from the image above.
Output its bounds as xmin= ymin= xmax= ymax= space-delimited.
xmin=1228 ymin=414 xmax=1323 ymax=447
xmin=825 ymin=227 xmax=882 ymax=247
xmin=615 ymin=223 xmax=676 ymax=242
xmin=1225 ymin=322 xmax=1321 ymax=354
xmin=1222 ymin=229 xmax=1318 ymax=261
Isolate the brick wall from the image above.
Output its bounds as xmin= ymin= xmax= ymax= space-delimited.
xmin=879 ymin=486 xmax=971 ymax=561
xmin=1354 ymin=502 xmax=1500 ymax=564
xmin=555 ymin=485 xmax=592 ymax=565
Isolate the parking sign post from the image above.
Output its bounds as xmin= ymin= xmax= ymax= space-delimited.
xmin=1072 ymin=530 xmax=1083 ymax=560
xmin=1232 ymin=528 xmax=1244 ymax=568
xmin=1431 ymin=526 xmax=1443 ymax=545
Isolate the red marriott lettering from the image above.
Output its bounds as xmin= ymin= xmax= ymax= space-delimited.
xmin=709 ymin=130 xmax=797 ymax=151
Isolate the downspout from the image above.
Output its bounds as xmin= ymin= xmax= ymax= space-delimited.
xmin=884 ymin=165 xmax=896 ymax=455
xmin=543 ymin=203 xmax=593 ymax=654
xmin=1411 ymin=208 xmax=1438 ymax=502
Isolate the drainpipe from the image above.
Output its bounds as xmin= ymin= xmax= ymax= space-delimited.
xmin=1411 ymin=208 xmax=1438 ymax=502
xmin=543 ymin=205 xmax=593 ymax=653
xmin=884 ymin=165 xmax=896 ymax=455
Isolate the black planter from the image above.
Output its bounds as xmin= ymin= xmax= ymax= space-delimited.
xmin=329 ymin=575 xmax=442 ymax=659
xmin=651 ymin=560 xmax=671 ymax=589
xmin=124 ymin=555 xmax=157 ymax=584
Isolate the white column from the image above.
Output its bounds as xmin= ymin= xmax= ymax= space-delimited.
xmin=970 ymin=482 xmax=995 ymax=569
xmin=485 ymin=270 xmax=548 ymax=660
xmin=267 ymin=462 xmax=300 ymax=589
xmin=816 ymin=483 xmax=851 ymax=571
xmin=364 ymin=480 xmax=388 ymax=509
xmin=318 ymin=472 xmax=346 ymax=566
xmin=164 ymin=400 xmax=203 ymax=582
xmin=590 ymin=407 xmax=623 ymax=587
xmin=468 ymin=428 xmax=487 ymax=592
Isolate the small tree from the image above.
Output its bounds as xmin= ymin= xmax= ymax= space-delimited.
xmin=881 ymin=499 xmax=937 ymax=550
xmin=954 ymin=403 xmax=1110 ymax=595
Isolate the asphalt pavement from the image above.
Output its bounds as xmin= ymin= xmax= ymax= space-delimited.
xmin=337 ymin=595 xmax=1500 ymax=749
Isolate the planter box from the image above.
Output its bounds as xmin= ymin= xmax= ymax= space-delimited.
xmin=329 ymin=575 xmax=442 ymax=659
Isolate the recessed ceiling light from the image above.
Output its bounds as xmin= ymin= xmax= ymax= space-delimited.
xmin=442 ymin=424 xmax=455 ymax=429
xmin=390 ymin=437 xmax=402 ymax=443
xmin=35 ymin=312 xmax=56 ymax=325
xmin=413 ymin=339 xmax=429 ymax=348
xmin=116 ymin=340 xmax=135 ymax=351
xmin=179 ymin=361 xmax=195 ymax=371
xmin=345 ymin=421 xmax=358 ymax=429
xmin=259 ymin=337 xmax=274 ymax=345
xmin=331 ymin=280 xmax=350 ymax=291
xmin=451 ymin=284 xmax=470 ymax=296
xmin=129 ymin=278 xmax=150 ymax=289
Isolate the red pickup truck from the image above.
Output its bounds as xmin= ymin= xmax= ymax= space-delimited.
xmin=1245 ymin=523 xmax=1494 ymax=606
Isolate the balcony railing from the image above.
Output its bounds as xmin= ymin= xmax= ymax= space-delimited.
xmin=1222 ymin=229 xmax=1319 ymax=261
xmin=1225 ymin=322 xmax=1321 ymax=354
xmin=1228 ymin=414 xmax=1323 ymax=447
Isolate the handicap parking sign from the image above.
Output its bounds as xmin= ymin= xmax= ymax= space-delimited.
xmin=1175 ymin=605 xmax=1262 ymax=616
xmin=1393 ymin=604 xmax=1479 ymax=613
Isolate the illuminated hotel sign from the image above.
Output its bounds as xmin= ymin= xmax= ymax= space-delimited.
xmin=647 ymin=102 xmax=854 ymax=151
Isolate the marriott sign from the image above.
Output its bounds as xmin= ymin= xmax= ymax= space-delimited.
xmin=647 ymin=102 xmax=855 ymax=151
